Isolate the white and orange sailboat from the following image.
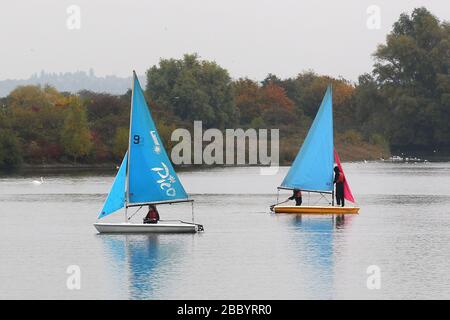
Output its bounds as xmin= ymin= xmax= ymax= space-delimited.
xmin=272 ymin=85 xmax=359 ymax=215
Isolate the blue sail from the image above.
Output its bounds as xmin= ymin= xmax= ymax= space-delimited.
xmin=128 ymin=72 xmax=189 ymax=204
xmin=98 ymin=152 xmax=128 ymax=219
xmin=280 ymin=85 xmax=334 ymax=192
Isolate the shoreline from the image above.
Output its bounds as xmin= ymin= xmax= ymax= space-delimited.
xmin=5 ymin=148 xmax=450 ymax=173
xmin=3 ymin=159 xmax=439 ymax=173
xmin=20 ymin=163 xmax=118 ymax=170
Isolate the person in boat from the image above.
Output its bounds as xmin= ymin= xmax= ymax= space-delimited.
xmin=143 ymin=205 xmax=160 ymax=224
xmin=333 ymin=166 xmax=345 ymax=207
xmin=289 ymin=189 xmax=302 ymax=206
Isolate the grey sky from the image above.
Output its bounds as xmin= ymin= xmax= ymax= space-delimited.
xmin=1 ymin=0 xmax=448 ymax=82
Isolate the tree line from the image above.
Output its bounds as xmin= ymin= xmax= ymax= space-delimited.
xmin=0 ymin=7 xmax=448 ymax=169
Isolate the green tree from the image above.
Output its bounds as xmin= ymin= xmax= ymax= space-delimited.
xmin=146 ymin=53 xmax=237 ymax=128
xmin=113 ymin=127 xmax=129 ymax=159
xmin=0 ymin=111 xmax=22 ymax=169
xmin=0 ymin=129 xmax=22 ymax=169
xmin=353 ymin=73 xmax=390 ymax=141
xmin=371 ymin=7 xmax=450 ymax=151
xmin=80 ymin=91 xmax=129 ymax=150
xmin=60 ymin=97 xmax=93 ymax=162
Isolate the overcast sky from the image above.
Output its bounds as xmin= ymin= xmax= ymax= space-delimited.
xmin=0 ymin=0 xmax=448 ymax=82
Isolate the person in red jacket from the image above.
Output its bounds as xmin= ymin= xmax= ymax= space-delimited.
xmin=333 ymin=166 xmax=345 ymax=207
xmin=143 ymin=205 xmax=160 ymax=224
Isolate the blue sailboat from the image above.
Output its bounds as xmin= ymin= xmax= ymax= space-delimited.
xmin=94 ymin=72 xmax=203 ymax=233
xmin=272 ymin=85 xmax=359 ymax=215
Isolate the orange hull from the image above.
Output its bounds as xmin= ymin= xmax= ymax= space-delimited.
xmin=274 ymin=205 xmax=359 ymax=215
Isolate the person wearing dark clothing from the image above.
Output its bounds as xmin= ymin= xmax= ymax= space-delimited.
xmin=143 ymin=205 xmax=160 ymax=224
xmin=333 ymin=166 xmax=345 ymax=207
xmin=289 ymin=189 xmax=302 ymax=206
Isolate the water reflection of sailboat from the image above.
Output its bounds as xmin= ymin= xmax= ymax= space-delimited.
xmin=293 ymin=214 xmax=349 ymax=229
xmin=100 ymin=235 xmax=181 ymax=299
xmin=291 ymin=215 xmax=349 ymax=299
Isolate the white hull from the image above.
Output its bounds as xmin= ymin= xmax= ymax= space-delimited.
xmin=94 ymin=221 xmax=200 ymax=233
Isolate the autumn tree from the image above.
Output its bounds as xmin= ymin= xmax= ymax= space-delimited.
xmin=260 ymin=82 xmax=297 ymax=126
xmin=233 ymin=78 xmax=263 ymax=125
xmin=7 ymin=85 xmax=67 ymax=163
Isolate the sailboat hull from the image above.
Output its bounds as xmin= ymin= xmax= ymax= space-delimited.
xmin=93 ymin=222 xmax=199 ymax=233
xmin=273 ymin=205 xmax=359 ymax=215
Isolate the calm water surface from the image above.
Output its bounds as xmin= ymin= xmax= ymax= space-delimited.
xmin=1 ymin=162 xmax=450 ymax=299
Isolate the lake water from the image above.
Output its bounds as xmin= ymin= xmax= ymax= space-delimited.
xmin=1 ymin=162 xmax=450 ymax=299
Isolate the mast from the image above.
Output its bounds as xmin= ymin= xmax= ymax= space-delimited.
xmin=331 ymin=83 xmax=334 ymax=206
xmin=125 ymin=71 xmax=136 ymax=222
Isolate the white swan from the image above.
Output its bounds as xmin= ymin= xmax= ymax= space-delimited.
xmin=32 ymin=177 xmax=44 ymax=185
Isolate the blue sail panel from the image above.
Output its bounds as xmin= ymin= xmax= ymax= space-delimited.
xmin=128 ymin=73 xmax=189 ymax=204
xmin=98 ymin=152 xmax=128 ymax=219
xmin=281 ymin=85 xmax=334 ymax=192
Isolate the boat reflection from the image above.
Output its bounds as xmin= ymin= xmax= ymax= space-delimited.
xmin=291 ymin=214 xmax=350 ymax=299
xmin=99 ymin=234 xmax=185 ymax=299
xmin=293 ymin=214 xmax=349 ymax=229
